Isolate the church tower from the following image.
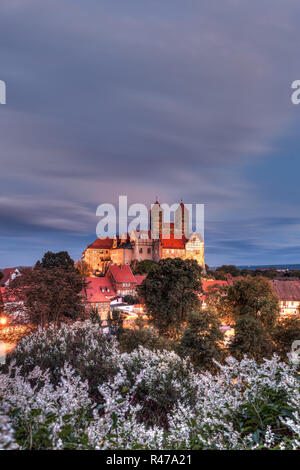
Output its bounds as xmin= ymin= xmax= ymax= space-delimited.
xmin=174 ymin=201 xmax=190 ymax=238
xmin=150 ymin=199 xmax=163 ymax=240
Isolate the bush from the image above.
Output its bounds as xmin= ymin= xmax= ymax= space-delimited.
xmin=6 ymin=321 xmax=120 ymax=402
xmin=1 ymin=322 xmax=300 ymax=450
xmin=119 ymin=328 xmax=173 ymax=353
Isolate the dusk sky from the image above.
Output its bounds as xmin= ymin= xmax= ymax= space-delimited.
xmin=1 ymin=0 xmax=300 ymax=268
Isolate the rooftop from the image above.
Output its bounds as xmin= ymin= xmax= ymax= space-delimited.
xmin=271 ymin=280 xmax=300 ymax=301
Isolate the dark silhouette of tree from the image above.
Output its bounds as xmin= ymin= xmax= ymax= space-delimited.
xmin=272 ymin=316 xmax=300 ymax=360
xmin=229 ymin=314 xmax=274 ymax=361
xmin=178 ymin=308 xmax=224 ymax=370
xmin=36 ymin=251 xmax=75 ymax=270
xmin=132 ymin=259 xmax=158 ymax=275
xmin=8 ymin=259 xmax=85 ymax=328
xmin=216 ymin=265 xmax=240 ymax=277
xmin=139 ymin=258 xmax=203 ymax=337
xmin=227 ymin=276 xmax=280 ymax=329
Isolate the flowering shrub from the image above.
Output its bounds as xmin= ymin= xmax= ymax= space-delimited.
xmin=7 ymin=321 xmax=120 ymax=401
xmin=0 ymin=322 xmax=299 ymax=450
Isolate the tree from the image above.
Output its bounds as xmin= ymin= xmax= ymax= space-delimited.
xmin=227 ymin=276 xmax=280 ymax=329
xmin=216 ymin=265 xmax=240 ymax=277
xmin=178 ymin=309 xmax=224 ymax=370
xmin=139 ymin=258 xmax=203 ymax=337
xmin=123 ymin=295 xmax=139 ymax=305
xmin=36 ymin=251 xmax=75 ymax=270
xmin=107 ymin=309 xmax=125 ymax=337
xmin=8 ymin=265 xmax=85 ymax=328
xmin=230 ymin=315 xmax=274 ymax=361
xmin=272 ymin=316 xmax=300 ymax=360
xmin=205 ymin=284 xmax=233 ymax=325
xmin=75 ymin=259 xmax=91 ymax=278
xmin=119 ymin=327 xmax=173 ymax=353
xmin=0 ymin=271 xmax=3 ymax=282
xmin=132 ymin=259 xmax=158 ymax=275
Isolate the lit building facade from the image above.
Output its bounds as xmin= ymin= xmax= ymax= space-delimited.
xmin=82 ymin=201 xmax=205 ymax=273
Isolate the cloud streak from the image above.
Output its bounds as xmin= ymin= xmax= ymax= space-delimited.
xmin=0 ymin=0 xmax=300 ymax=266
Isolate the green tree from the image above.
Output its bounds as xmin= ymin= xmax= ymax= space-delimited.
xmin=272 ymin=316 xmax=300 ymax=360
xmin=230 ymin=314 xmax=274 ymax=361
xmin=8 ymin=265 xmax=85 ymax=328
xmin=36 ymin=251 xmax=75 ymax=270
xmin=178 ymin=309 xmax=224 ymax=370
xmin=216 ymin=265 xmax=240 ymax=277
xmin=119 ymin=327 xmax=173 ymax=353
xmin=132 ymin=259 xmax=158 ymax=275
xmin=227 ymin=276 xmax=280 ymax=329
xmin=139 ymin=258 xmax=203 ymax=337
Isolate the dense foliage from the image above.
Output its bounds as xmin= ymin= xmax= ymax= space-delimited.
xmin=139 ymin=258 xmax=203 ymax=337
xmin=0 ymin=322 xmax=299 ymax=450
xmin=6 ymin=252 xmax=86 ymax=327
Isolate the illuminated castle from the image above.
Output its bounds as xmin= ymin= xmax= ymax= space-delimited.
xmin=82 ymin=201 xmax=204 ymax=273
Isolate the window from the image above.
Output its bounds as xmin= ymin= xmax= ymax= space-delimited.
xmin=139 ymin=248 xmax=143 ymax=253
xmin=147 ymin=248 xmax=151 ymax=254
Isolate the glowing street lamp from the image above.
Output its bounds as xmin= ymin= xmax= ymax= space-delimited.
xmin=0 ymin=316 xmax=8 ymax=326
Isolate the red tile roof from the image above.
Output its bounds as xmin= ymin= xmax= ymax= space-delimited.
xmin=87 ymin=237 xmax=114 ymax=250
xmin=160 ymin=234 xmax=186 ymax=249
xmin=84 ymin=277 xmax=115 ymax=303
xmin=202 ymin=280 xmax=228 ymax=292
xmin=271 ymin=280 xmax=300 ymax=301
xmin=108 ymin=264 xmax=136 ymax=284
xmin=135 ymin=275 xmax=147 ymax=286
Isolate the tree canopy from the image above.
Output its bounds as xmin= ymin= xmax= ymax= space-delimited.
xmin=36 ymin=251 xmax=75 ymax=270
xmin=227 ymin=276 xmax=280 ymax=329
xmin=139 ymin=258 xmax=203 ymax=337
xmin=8 ymin=252 xmax=85 ymax=327
xmin=178 ymin=308 xmax=224 ymax=370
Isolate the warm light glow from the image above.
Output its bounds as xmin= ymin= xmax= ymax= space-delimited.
xmin=0 ymin=316 xmax=8 ymax=326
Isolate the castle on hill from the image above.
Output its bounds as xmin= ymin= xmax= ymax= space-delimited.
xmin=82 ymin=200 xmax=205 ymax=273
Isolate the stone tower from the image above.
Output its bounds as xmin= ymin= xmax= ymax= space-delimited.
xmin=150 ymin=200 xmax=163 ymax=240
xmin=174 ymin=201 xmax=190 ymax=238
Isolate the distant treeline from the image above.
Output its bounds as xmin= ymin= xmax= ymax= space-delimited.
xmin=206 ymin=264 xmax=300 ymax=280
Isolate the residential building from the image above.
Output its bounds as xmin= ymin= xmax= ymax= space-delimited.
xmin=107 ymin=264 xmax=137 ymax=296
xmin=271 ymin=280 xmax=300 ymax=315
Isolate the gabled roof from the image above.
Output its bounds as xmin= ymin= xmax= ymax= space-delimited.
xmin=87 ymin=237 xmax=114 ymax=250
xmin=108 ymin=264 xmax=137 ymax=284
xmin=271 ymin=280 xmax=300 ymax=301
xmin=84 ymin=277 xmax=115 ymax=303
xmin=1 ymin=267 xmax=21 ymax=286
xmin=135 ymin=275 xmax=147 ymax=286
xmin=160 ymin=234 xmax=186 ymax=249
